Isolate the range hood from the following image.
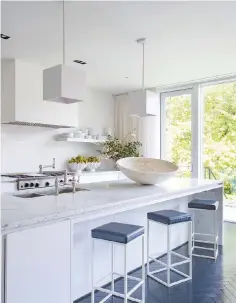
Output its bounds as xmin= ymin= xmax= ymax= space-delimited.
xmin=1 ymin=59 xmax=79 ymax=128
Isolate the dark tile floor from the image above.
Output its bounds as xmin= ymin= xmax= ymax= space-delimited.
xmin=76 ymin=223 xmax=236 ymax=303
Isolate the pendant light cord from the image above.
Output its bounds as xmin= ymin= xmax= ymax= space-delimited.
xmin=136 ymin=38 xmax=146 ymax=91
xmin=62 ymin=0 xmax=65 ymax=65
xmin=142 ymin=42 xmax=145 ymax=91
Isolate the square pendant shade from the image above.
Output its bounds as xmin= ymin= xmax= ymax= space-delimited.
xmin=43 ymin=64 xmax=86 ymax=104
xmin=128 ymin=90 xmax=159 ymax=117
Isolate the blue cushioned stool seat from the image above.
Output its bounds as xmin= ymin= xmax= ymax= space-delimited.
xmin=147 ymin=210 xmax=192 ymax=225
xmin=188 ymin=199 xmax=219 ymax=210
xmin=91 ymin=222 xmax=144 ymax=244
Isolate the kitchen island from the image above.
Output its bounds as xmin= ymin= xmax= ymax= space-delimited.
xmin=1 ymin=178 xmax=223 ymax=303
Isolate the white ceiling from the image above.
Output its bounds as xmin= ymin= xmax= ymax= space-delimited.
xmin=2 ymin=1 xmax=236 ymax=94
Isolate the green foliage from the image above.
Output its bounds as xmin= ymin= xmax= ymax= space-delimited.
xmin=102 ymin=135 xmax=142 ymax=162
xmin=87 ymin=156 xmax=100 ymax=163
xmin=68 ymin=155 xmax=87 ymax=164
xmin=166 ymin=82 xmax=236 ymax=197
xmin=224 ymin=180 xmax=232 ymax=195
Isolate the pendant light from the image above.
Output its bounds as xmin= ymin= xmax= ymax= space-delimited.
xmin=128 ymin=38 xmax=158 ymax=117
xmin=43 ymin=0 xmax=86 ymax=104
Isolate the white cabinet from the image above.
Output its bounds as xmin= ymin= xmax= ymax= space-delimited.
xmin=4 ymin=220 xmax=71 ymax=303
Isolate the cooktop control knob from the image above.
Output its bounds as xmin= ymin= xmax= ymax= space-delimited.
xmin=35 ymin=183 xmax=39 ymax=188
xmin=24 ymin=183 xmax=29 ymax=188
xmin=30 ymin=182 xmax=34 ymax=187
xmin=45 ymin=182 xmax=50 ymax=187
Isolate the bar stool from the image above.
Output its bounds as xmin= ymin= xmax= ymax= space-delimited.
xmin=147 ymin=210 xmax=192 ymax=287
xmin=188 ymin=199 xmax=219 ymax=260
xmin=91 ymin=222 xmax=145 ymax=303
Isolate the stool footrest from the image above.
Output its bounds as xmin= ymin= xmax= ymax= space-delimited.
xmin=192 ymin=253 xmax=218 ymax=260
xmin=95 ymin=286 xmax=143 ymax=303
xmin=194 ymin=245 xmax=215 ymax=251
xmin=193 ymin=232 xmax=216 ymax=237
xmin=171 ymin=251 xmax=190 ymax=260
xmin=148 ymin=269 xmax=192 ymax=287
xmin=112 ymin=272 xmax=143 ymax=282
xmin=94 ymin=272 xmax=144 ymax=303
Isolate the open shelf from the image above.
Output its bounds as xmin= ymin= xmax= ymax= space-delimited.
xmin=56 ymin=137 xmax=106 ymax=144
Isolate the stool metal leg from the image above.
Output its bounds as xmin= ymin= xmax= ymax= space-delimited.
xmin=147 ymin=219 xmax=150 ymax=275
xmin=147 ymin=220 xmax=192 ymax=288
xmin=192 ymin=212 xmax=195 ymax=251
xmin=124 ymin=244 xmax=128 ymax=303
xmin=91 ymin=239 xmax=95 ymax=303
xmin=188 ymin=221 xmax=192 ymax=279
xmin=191 ymin=208 xmax=219 ymax=260
xmin=214 ymin=209 xmax=219 ymax=260
xmin=167 ymin=225 xmax=171 ymax=287
xmin=111 ymin=243 xmax=114 ymax=292
xmin=142 ymin=235 xmax=145 ymax=303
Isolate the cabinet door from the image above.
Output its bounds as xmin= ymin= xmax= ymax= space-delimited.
xmin=5 ymin=220 xmax=71 ymax=303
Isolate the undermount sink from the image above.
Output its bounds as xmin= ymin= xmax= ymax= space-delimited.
xmin=58 ymin=187 xmax=89 ymax=194
xmin=13 ymin=193 xmax=45 ymax=199
xmin=13 ymin=187 xmax=89 ymax=198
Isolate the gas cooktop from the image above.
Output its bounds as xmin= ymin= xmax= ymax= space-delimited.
xmin=1 ymin=171 xmax=74 ymax=190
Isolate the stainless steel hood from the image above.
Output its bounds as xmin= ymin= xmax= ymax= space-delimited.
xmin=2 ymin=121 xmax=73 ymax=129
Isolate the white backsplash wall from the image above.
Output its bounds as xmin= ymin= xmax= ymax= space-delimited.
xmin=1 ymin=89 xmax=115 ymax=173
xmin=78 ymin=89 xmax=115 ymax=136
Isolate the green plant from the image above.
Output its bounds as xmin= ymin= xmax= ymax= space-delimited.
xmin=224 ymin=180 xmax=232 ymax=195
xmin=87 ymin=156 xmax=100 ymax=163
xmin=68 ymin=155 xmax=87 ymax=164
xmin=101 ymin=135 xmax=142 ymax=163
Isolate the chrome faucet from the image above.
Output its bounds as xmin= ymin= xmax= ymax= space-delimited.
xmin=39 ymin=158 xmax=56 ymax=173
xmin=54 ymin=174 xmax=77 ymax=195
xmin=55 ymin=176 xmax=59 ymax=195
xmin=72 ymin=175 xmax=76 ymax=193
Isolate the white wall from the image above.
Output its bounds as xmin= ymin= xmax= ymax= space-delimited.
xmin=1 ymin=89 xmax=114 ymax=173
xmin=78 ymin=89 xmax=114 ymax=136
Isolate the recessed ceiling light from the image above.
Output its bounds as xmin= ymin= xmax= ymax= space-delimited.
xmin=125 ymin=76 xmax=129 ymax=79
xmin=73 ymin=60 xmax=87 ymax=65
xmin=1 ymin=34 xmax=10 ymax=40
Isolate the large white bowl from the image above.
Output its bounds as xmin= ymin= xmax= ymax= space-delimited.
xmin=116 ymin=157 xmax=178 ymax=185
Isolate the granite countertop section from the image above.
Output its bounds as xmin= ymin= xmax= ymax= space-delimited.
xmin=1 ymin=178 xmax=222 ymax=234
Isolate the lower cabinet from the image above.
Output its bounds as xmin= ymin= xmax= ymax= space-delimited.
xmin=4 ymin=220 xmax=71 ymax=303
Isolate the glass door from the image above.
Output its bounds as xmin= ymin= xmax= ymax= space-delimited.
xmin=202 ymin=81 xmax=236 ymax=222
xmin=160 ymin=88 xmax=193 ymax=177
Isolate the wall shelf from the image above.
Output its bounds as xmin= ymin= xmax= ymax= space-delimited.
xmin=56 ymin=137 xmax=106 ymax=144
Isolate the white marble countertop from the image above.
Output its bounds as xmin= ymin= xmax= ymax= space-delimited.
xmin=1 ymin=169 xmax=119 ymax=183
xmin=1 ymin=178 xmax=222 ymax=234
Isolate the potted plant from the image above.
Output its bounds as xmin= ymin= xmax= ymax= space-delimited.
xmin=86 ymin=156 xmax=101 ymax=172
xmin=101 ymin=134 xmax=142 ymax=167
xmin=68 ymin=155 xmax=88 ymax=173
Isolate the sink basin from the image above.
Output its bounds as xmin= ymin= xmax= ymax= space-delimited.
xmin=13 ymin=187 xmax=89 ymax=198
xmin=13 ymin=193 xmax=45 ymax=199
xmin=58 ymin=187 xmax=89 ymax=194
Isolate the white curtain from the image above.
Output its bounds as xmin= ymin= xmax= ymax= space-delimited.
xmin=114 ymin=94 xmax=139 ymax=141
xmin=114 ymin=93 xmax=160 ymax=158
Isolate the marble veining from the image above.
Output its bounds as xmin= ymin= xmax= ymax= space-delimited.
xmin=1 ymin=178 xmax=222 ymax=234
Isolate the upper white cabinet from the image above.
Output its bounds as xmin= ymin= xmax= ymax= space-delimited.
xmin=128 ymin=90 xmax=159 ymax=117
xmin=4 ymin=220 xmax=71 ymax=303
xmin=1 ymin=59 xmax=79 ymax=128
